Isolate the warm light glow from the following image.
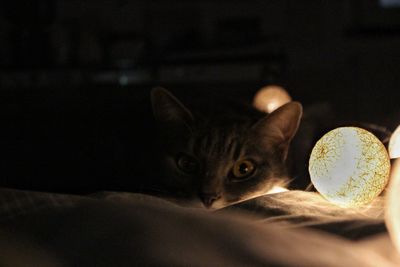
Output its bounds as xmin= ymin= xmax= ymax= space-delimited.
xmin=309 ymin=127 xmax=390 ymax=207
xmin=253 ymin=85 xmax=292 ymax=113
xmin=266 ymin=185 xmax=289 ymax=194
xmin=389 ymin=125 xmax=400 ymax=159
xmin=386 ymin=159 xmax=400 ymax=254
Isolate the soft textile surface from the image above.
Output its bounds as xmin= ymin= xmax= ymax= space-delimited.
xmin=0 ymin=187 xmax=398 ymax=266
xmin=221 ymin=190 xmax=387 ymax=239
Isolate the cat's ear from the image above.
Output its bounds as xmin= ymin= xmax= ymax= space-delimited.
xmin=252 ymin=101 xmax=303 ymax=160
xmin=151 ymin=87 xmax=194 ymax=130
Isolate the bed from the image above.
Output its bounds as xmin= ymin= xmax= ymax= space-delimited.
xmin=0 ymin=187 xmax=398 ymax=266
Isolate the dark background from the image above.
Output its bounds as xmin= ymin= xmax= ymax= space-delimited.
xmin=1 ymin=0 xmax=400 ymax=193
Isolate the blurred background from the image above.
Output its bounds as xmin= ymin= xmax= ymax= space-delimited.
xmin=1 ymin=0 xmax=400 ymax=193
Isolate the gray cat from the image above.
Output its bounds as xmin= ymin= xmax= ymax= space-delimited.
xmin=151 ymin=87 xmax=302 ymax=209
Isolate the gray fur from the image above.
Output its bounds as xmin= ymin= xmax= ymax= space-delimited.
xmin=151 ymin=87 xmax=302 ymax=209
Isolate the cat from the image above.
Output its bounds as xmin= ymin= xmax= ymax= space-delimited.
xmin=150 ymin=87 xmax=302 ymax=209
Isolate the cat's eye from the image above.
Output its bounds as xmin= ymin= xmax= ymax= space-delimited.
xmin=176 ymin=153 xmax=199 ymax=174
xmin=231 ymin=159 xmax=256 ymax=180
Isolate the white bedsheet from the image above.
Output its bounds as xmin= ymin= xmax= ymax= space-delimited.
xmin=0 ymin=188 xmax=398 ymax=266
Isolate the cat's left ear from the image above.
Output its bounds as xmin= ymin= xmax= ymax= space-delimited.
xmin=252 ymin=101 xmax=303 ymax=160
xmin=151 ymin=87 xmax=194 ymax=131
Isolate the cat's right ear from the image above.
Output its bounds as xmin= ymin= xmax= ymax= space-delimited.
xmin=252 ymin=101 xmax=302 ymax=161
xmin=151 ymin=87 xmax=194 ymax=130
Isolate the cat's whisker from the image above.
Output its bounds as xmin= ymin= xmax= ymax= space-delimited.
xmin=305 ymin=182 xmax=315 ymax=192
xmin=266 ymin=185 xmax=289 ymax=194
xmin=285 ymin=176 xmax=297 ymax=186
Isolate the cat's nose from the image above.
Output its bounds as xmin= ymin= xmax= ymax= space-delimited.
xmin=199 ymin=193 xmax=221 ymax=208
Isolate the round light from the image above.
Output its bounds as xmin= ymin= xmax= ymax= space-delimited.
xmin=253 ymin=85 xmax=291 ymax=113
xmin=389 ymin=125 xmax=400 ymax=159
xmin=309 ymin=127 xmax=390 ymax=207
xmin=386 ymin=159 xmax=400 ymax=254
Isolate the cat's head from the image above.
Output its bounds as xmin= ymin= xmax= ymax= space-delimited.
xmin=151 ymin=88 xmax=302 ymax=209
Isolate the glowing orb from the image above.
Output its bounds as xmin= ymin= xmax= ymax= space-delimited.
xmin=389 ymin=125 xmax=400 ymax=159
xmin=386 ymin=159 xmax=400 ymax=254
xmin=308 ymin=127 xmax=390 ymax=207
xmin=253 ymin=85 xmax=291 ymax=113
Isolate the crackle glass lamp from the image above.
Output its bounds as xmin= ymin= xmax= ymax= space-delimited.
xmin=309 ymin=127 xmax=390 ymax=207
xmin=389 ymin=125 xmax=400 ymax=159
xmin=253 ymin=85 xmax=291 ymax=113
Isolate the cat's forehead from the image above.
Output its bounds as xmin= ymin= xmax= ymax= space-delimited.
xmin=187 ymin=123 xmax=251 ymax=159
